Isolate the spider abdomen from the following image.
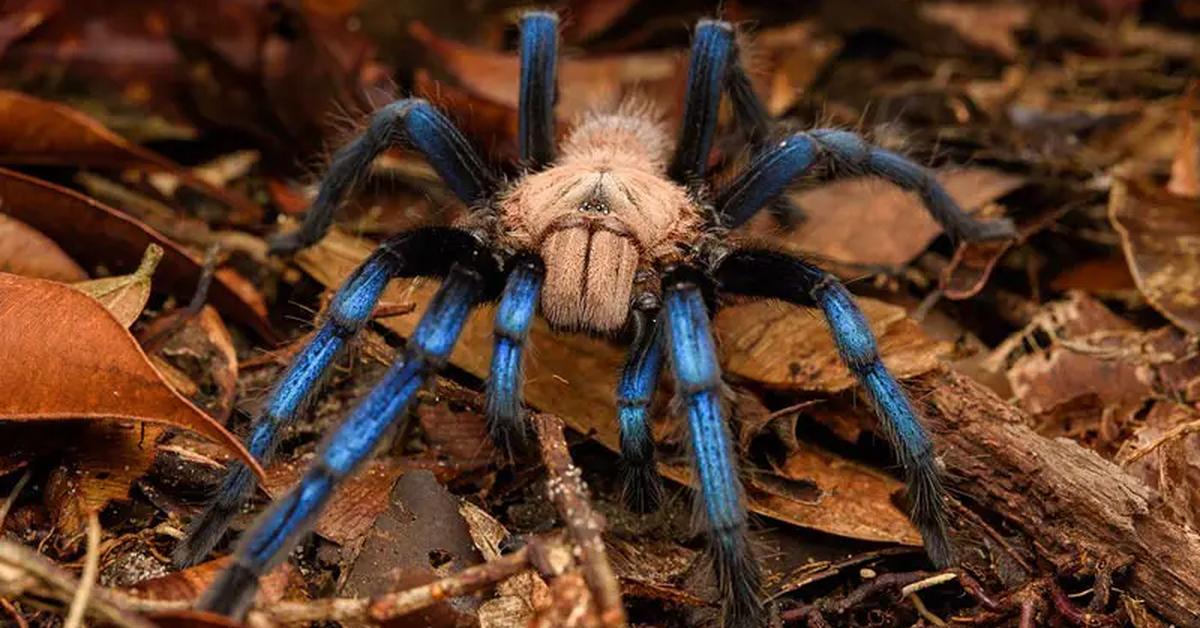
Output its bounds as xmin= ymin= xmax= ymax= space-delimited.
xmin=500 ymin=108 xmax=701 ymax=333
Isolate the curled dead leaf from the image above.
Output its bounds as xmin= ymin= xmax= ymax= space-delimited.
xmin=0 ymin=272 xmax=264 ymax=482
xmin=1110 ymin=178 xmax=1200 ymax=334
xmin=0 ymin=167 xmax=274 ymax=340
xmin=72 ymin=244 xmax=163 ymax=328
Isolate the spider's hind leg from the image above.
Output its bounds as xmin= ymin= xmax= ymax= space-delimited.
xmin=662 ymin=267 xmax=764 ymax=628
xmin=716 ymin=249 xmax=952 ymax=566
xmin=198 ymin=240 xmax=498 ymax=618
xmin=716 ymin=128 xmax=1018 ymax=243
xmin=173 ymin=241 xmax=399 ymax=567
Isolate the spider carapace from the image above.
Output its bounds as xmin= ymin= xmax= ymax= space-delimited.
xmin=176 ymin=12 xmax=1015 ymax=627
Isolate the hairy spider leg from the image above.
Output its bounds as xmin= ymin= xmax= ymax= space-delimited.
xmin=269 ymin=99 xmax=498 ymax=254
xmin=485 ymin=257 xmax=544 ymax=449
xmin=198 ymin=262 xmax=489 ymax=619
xmin=670 ymin=20 xmax=734 ymax=183
xmin=616 ymin=315 xmax=666 ymax=513
xmin=174 ymin=228 xmax=489 ymax=567
xmin=518 ymin=11 xmax=558 ymax=168
xmin=716 ymin=249 xmax=952 ymax=566
xmin=662 ymin=268 xmax=763 ymax=628
xmin=715 ymin=128 xmax=1018 ymax=241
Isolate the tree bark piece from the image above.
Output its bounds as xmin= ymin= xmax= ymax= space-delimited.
xmin=925 ymin=369 xmax=1200 ymax=626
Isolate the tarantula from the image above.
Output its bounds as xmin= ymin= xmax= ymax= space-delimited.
xmin=177 ymin=12 xmax=1014 ymax=626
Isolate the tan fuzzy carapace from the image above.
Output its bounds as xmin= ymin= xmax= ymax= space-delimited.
xmin=499 ymin=102 xmax=702 ymax=332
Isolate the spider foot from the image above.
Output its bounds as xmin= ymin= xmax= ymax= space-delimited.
xmin=711 ymin=526 xmax=766 ymax=628
xmin=619 ymin=457 xmax=664 ymax=514
xmin=173 ymin=462 xmax=256 ymax=568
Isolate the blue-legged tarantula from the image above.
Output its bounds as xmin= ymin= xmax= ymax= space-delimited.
xmin=176 ymin=12 xmax=1014 ymax=626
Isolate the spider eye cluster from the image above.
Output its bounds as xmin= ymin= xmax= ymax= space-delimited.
xmin=578 ymin=196 xmax=610 ymax=214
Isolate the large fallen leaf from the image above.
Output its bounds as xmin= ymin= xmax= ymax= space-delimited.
xmin=0 ymin=167 xmax=274 ymax=340
xmin=294 ymin=229 xmax=930 ymax=547
xmin=0 ymin=90 xmax=256 ymax=214
xmin=1110 ymin=178 xmax=1200 ymax=334
xmin=0 ymin=272 xmax=263 ymax=481
xmin=410 ymin=21 xmax=682 ymax=121
xmin=0 ymin=213 xmax=86 ymax=282
xmin=716 ymin=300 xmax=950 ymax=391
xmin=745 ymin=168 xmax=1024 ymax=268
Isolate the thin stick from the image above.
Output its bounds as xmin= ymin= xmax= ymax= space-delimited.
xmin=63 ymin=512 xmax=100 ymax=628
xmin=0 ymin=469 xmax=32 ymax=528
xmin=0 ymin=540 xmax=153 ymax=628
xmin=532 ymin=413 xmax=626 ymax=627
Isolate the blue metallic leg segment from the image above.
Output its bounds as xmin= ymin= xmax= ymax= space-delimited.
xmin=616 ymin=312 xmax=666 ymax=513
xmin=670 ymin=20 xmax=734 ymax=183
xmin=662 ymin=269 xmax=763 ymax=628
xmin=715 ymin=129 xmax=1017 ymax=241
xmin=175 ymin=228 xmax=492 ymax=568
xmin=518 ymin=11 xmax=558 ymax=168
xmin=486 ymin=257 xmax=544 ymax=450
xmin=270 ymin=99 xmax=497 ymax=253
xmin=715 ymin=249 xmax=952 ymax=566
xmin=198 ymin=265 xmax=486 ymax=618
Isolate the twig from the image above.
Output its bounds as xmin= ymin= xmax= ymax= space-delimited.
xmin=908 ymin=593 xmax=946 ymax=627
xmin=0 ymin=539 xmax=153 ymax=628
xmin=139 ymin=244 xmax=220 ymax=352
xmin=531 ymin=413 xmax=626 ymax=627
xmin=63 ymin=513 xmax=100 ymax=628
xmin=0 ymin=469 xmax=32 ymax=529
xmin=366 ymin=545 xmax=532 ymax=622
xmin=1118 ymin=416 xmax=1200 ymax=464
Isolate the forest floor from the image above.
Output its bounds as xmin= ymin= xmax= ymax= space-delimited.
xmin=0 ymin=1 xmax=1197 ymax=626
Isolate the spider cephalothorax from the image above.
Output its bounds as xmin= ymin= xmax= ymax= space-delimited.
xmin=500 ymin=105 xmax=700 ymax=331
xmin=177 ymin=12 xmax=1015 ymax=627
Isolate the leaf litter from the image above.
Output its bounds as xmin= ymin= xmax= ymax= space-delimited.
xmin=0 ymin=1 xmax=1197 ymax=626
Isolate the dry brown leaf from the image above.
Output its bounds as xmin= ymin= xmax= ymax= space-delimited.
xmin=264 ymin=458 xmax=407 ymax=547
xmin=1120 ymin=402 xmax=1200 ymax=530
xmin=717 ymin=299 xmax=950 ymax=391
xmin=0 ymin=90 xmax=256 ymax=214
xmin=129 ymin=557 xmax=295 ymax=605
xmin=0 ymin=167 xmax=274 ymax=341
xmin=733 ymin=440 xmax=919 ymax=546
xmin=72 ymin=244 xmax=162 ymax=328
xmin=1110 ymin=178 xmax=1200 ymax=334
xmin=0 ymin=212 xmax=86 ymax=282
xmin=43 ymin=423 xmax=164 ymax=539
xmin=340 ymin=470 xmax=485 ymax=626
xmin=746 ymin=169 xmax=1023 ymax=268
xmin=294 ymin=228 xmax=937 ymax=547
xmin=410 ymin=21 xmax=682 ymax=121
xmin=919 ymin=2 xmax=1031 ymax=60
xmin=0 ymin=272 xmax=263 ymax=481
xmin=1167 ymin=84 xmax=1199 ymax=199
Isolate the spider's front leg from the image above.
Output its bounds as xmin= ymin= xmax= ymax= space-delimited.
xmin=269 ymin=99 xmax=497 ymax=254
xmin=716 ymin=248 xmax=951 ymax=565
xmin=662 ymin=266 xmax=763 ymax=628
xmin=198 ymin=237 xmax=499 ymax=618
xmin=486 ymin=256 xmax=543 ymax=450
